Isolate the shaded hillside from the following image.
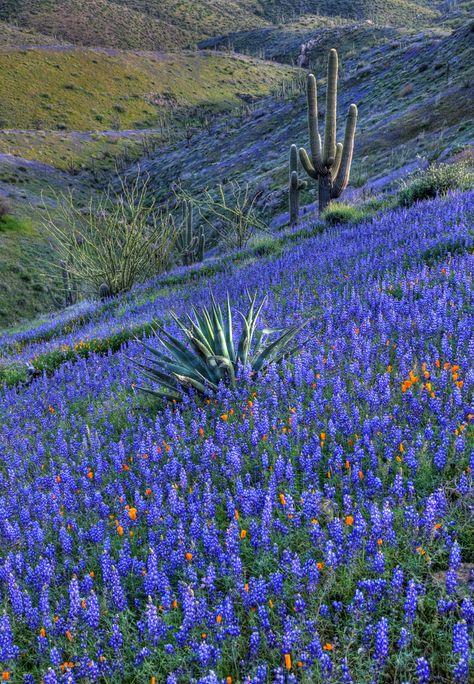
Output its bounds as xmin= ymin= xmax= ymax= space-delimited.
xmin=122 ymin=24 xmax=474 ymax=208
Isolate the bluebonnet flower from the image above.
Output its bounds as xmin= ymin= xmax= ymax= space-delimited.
xmin=416 ymin=657 xmax=430 ymax=683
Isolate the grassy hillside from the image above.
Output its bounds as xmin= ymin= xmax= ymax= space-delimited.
xmin=0 ymin=0 xmax=449 ymax=51
xmin=0 ymin=48 xmax=297 ymax=131
xmin=0 ymin=20 xmax=67 ymax=47
xmin=0 ymin=0 xmax=266 ymax=51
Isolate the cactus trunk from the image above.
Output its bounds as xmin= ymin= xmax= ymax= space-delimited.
xmin=318 ymin=174 xmax=333 ymax=213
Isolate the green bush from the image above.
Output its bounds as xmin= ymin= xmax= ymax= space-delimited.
xmin=321 ymin=202 xmax=366 ymax=226
xmin=398 ymin=162 xmax=474 ymax=207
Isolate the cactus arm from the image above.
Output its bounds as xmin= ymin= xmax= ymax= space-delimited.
xmin=323 ymin=49 xmax=338 ymax=165
xmin=331 ymin=142 xmax=344 ymax=181
xmin=290 ymin=170 xmax=299 ymax=192
xmin=332 ymin=104 xmax=358 ymax=198
xmin=290 ymin=144 xmax=298 ymax=175
xmin=306 ymin=74 xmax=325 ymax=174
xmin=299 ymin=147 xmax=318 ymax=179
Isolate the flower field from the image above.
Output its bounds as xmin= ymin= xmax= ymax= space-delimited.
xmin=0 ymin=192 xmax=473 ymax=683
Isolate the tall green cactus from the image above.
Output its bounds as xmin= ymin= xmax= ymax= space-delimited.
xmin=299 ymin=49 xmax=358 ymax=213
xmin=177 ymin=200 xmax=205 ymax=266
xmin=289 ymin=144 xmax=307 ymax=227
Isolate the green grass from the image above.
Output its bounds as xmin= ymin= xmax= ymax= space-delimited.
xmin=0 ymin=48 xmax=298 ymax=131
xmin=0 ymin=0 xmax=266 ymax=51
xmin=0 ymin=213 xmax=33 ymax=233
xmin=0 ymin=212 xmax=54 ymax=329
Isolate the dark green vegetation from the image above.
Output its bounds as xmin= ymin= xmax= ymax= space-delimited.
xmin=398 ymin=161 xmax=474 ymax=207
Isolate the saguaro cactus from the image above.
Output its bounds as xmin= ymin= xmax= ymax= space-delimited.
xmin=299 ymin=49 xmax=358 ymax=213
xmin=177 ymin=200 xmax=205 ymax=266
xmin=289 ymin=144 xmax=307 ymax=227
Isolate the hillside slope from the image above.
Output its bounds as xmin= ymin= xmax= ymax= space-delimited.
xmin=122 ymin=24 xmax=474 ymax=208
xmin=0 ymin=191 xmax=473 ymax=681
xmin=0 ymin=0 xmax=451 ymax=50
xmin=0 ymin=48 xmax=297 ymax=131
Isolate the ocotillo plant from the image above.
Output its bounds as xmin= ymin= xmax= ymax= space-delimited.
xmin=177 ymin=200 xmax=205 ymax=266
xmin=289 ymin=144 xmax=307 ymax=227
xmin=299 ymin=49 xmax=358 ymax=213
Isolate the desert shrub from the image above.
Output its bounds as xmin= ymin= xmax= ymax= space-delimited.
xmin=41 ymin=175 xmax=178 ymax=298
xmin=181 ymin=181 xmax=268 ymax=250
xmin=321 ymin=202 xmax=366 ymax=226
xmin=398 ymin=162 xmax=474 ymax=207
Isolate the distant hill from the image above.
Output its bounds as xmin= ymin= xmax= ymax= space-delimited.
xmin=0 ymin=0 xmax=451 ymax=51
xmin=0 ymin=0 xmax=266 ymax=51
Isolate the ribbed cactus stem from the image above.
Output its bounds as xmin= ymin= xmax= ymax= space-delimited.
xmin=178 ymin=200 xmax=205 ymax=265
xmin=289 ymin=145 xmax=306 ymax=227
xmin=323 ymin=49 xmax=338 ymax=165
xmin=332 ymin=104 xmax=358 ymax=198
xmin=290 ymin=143 xmax=298 ymax=175
xmin=296 ymin=49 xmax=358 ymax=213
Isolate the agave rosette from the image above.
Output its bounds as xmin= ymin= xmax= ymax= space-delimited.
xmin=136 ymin=292 xmax=313 ymax=400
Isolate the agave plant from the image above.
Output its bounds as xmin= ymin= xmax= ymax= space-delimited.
xmin=135 ymin=292 xmax=312 ymax=400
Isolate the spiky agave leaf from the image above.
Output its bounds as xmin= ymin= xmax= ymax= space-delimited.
xmin=136 ymin=292 xmax=313 ymax=401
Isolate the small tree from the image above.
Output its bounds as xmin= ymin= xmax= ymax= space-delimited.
xmin=41 ymin=174 xmax=177 ymax=299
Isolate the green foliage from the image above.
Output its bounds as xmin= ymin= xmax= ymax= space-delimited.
xmin=321 ymin=202 xmax=367 ymax=226
xmin=136 ymin=292 xmax=313 ymax=400
xmin=0 ymin=362 xmax=29 ymax=387
xmin=41 ymin=175 xmax=178 ymax=299
xmin=298 ymin=49 xmax=358 ymax=213
xmin=398 ymin=161 xmax=474 ymax=207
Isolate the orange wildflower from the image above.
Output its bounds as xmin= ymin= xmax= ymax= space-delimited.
xmin=284 ymin=654 xmax=292 ymax=670
xmin=185 ymin=552 xmax=193 ymax=562
xmin=240 ymin=529 xmax=247 ymax=539
xmin=279 ymin=493 xmax=287 ymax=506
xmin=345 ymin=515 xmax=354 ymax=526
xmin=323 ymin=643 xmax=333 ymax=651
xmin=2 ymin=673 xmax=9 ymax=681
xmin=128 ymin=507 xmax=137 ymax=521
